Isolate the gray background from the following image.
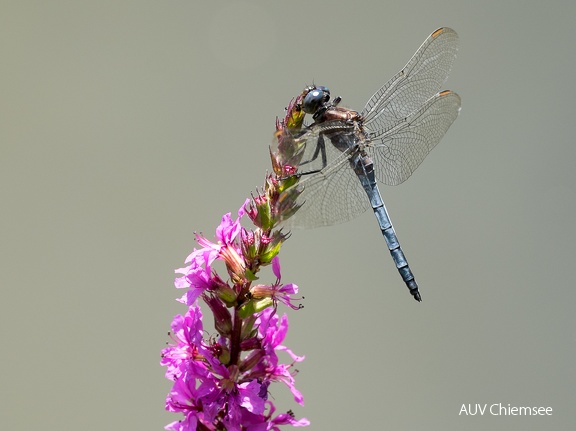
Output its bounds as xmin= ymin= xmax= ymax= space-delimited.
xmin=1 ymin=1 xmax=574 ymax=430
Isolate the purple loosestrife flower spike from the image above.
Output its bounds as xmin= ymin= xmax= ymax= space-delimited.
xmin=162 ymin=93 xmax=310 ymax=430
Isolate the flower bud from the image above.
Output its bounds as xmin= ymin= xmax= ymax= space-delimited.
xmin=202 ymin=293 xmax=232 ymax=337
xmin=238 ymin=297 xmax=274 ymax=319
xmin=246 ymin=193 xmax=273 ymax=230
xmin=219 ymin=244 xmax=246 ymax=284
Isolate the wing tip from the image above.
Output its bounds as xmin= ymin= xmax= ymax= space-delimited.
xmin=432 ymin=27 xmax=457 ymax=38
xmin=431 ymin=27 xmax=446 ymax=38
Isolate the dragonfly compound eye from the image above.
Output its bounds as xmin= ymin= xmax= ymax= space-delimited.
xmin=302 ymin=86 xmax=330 ymax=114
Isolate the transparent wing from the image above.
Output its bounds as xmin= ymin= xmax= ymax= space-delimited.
xmin=281 ymin=92 xmax=461 ymax=228
xmin=366 ymin=90 xmax=461 ymax=186
xmin=361 ymin=27 xmax=459 ymax=131
xmin=276 ymin=28 xmax=460 ymax=228
xmin=279 ymin=126 xmax=371 ymax=229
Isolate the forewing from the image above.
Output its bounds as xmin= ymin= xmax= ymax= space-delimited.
xmin=367 ymin=90 xmax=461 ymax=186
xmin=361 ymin=27 xmax=459 ymax=131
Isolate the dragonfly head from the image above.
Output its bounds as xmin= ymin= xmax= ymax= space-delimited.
xmin=302 ymin=85 xmax=330 ymax=115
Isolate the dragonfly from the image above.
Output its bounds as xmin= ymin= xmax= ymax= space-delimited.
xmin=278 ymin=27 xmax=461 ymax=301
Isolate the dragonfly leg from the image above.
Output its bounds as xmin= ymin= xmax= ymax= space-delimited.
xmin=298 ymin=134 xmax=328 ymax=176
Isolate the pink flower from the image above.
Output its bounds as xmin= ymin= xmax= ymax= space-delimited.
xmin=163 ymin=191 xmax=307 ymax=429
xmin=164 ymin=376 xmax=217 ymax=431
xmin=160 ymin=304 xmax=207 ymax=380
xmin=249 ymin=257 xmax=303 ymax=310
xmin=174 ymin=202 xmax=249 ymax=304
xmin=256 ymin=309 xmax=305 ymax=404
xmin=267 ymin=402 xmax=310 ymax=431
